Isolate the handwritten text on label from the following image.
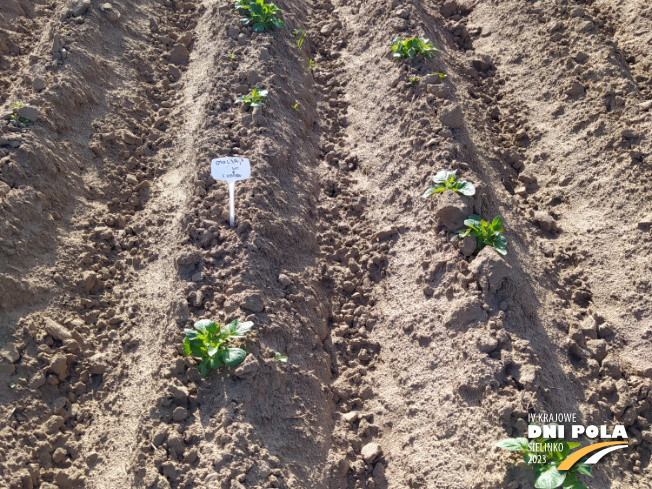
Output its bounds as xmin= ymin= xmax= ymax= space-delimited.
xmin=211 ymin=157 xmax=251 ymax=183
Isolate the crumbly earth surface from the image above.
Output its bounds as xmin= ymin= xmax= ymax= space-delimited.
xmin=0 ymin=0 xmax=651 ymax=488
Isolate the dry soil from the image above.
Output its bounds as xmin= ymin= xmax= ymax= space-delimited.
xmin=1 ymin=0 xmax=651 ymax=488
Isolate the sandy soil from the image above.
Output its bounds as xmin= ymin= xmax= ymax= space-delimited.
xmin=0 ymin=0 xmax=651 ymax=488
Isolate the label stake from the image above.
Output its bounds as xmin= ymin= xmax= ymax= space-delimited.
xmin=211 ymin=157 xmax=251 ymax=228
xmin=228 ymin=181 xmax=236 ymax=227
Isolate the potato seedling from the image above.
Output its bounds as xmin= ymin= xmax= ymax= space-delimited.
xmin=236 ymin=0 xmax=285 ymax=32
xmin=183 ymin=319 xmax=253 ymax=377
xmin=9 ymin=114 xmax=29 ymax=128
xmin=292 ymin=29 xmax=306 ymax=49
xmin=422 ymin=169 xmax=475 ymax=198
xmin=9 ymin=101 xmax=29 ymax=128
xmin=496 ymin=436 xmax=592 ymax=489
xmin=236 ymin=88 xmax=268 ymax=108
xmin=458 ymin=215 xmax=507 ymax=255
xmin=390 ymin=37 xmax=437 ymax=59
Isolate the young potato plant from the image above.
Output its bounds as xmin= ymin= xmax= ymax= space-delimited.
xmin=236 ymin=88 xmax=268 ymax=108
xmin=390 ymin=37 xmax=437 ymax=59
xmin=458 ymin=215 xmax=507 ymax=255
xmin=422 ymin=169 xmax=475 ymax=198
xmin=236 ymin=0 xmax=285 ymax=32
xmin=9 ymin=101 xmax=29 ymax=128
xmin=292 ymin=29 xmax=306 ymax=49
xmin=183 ymin=319 xmax=253 ymax=377
xmin=496 ymin=436 xmax=592 ymax=489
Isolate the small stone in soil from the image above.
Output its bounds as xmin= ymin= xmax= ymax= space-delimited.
xmin=361 ymin=443 xmax=383 ymax=463
xmin=172 ymin=406 xmax=188 ymax=421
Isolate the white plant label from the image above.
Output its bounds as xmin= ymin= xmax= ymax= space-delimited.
xmin=211 ymin=157 xmax=251 ymax=228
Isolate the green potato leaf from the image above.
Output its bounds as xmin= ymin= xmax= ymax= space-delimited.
xmin=422 ymin=185 xmax=446 ymax=198
xmin=561 ymin=472 xmax=587 ymax=489
xmin=188 ymin=339 xmax=205 ymax=358
xmin=532 ymin=463 xmax=545 ymax=477
xmin=433 ymin=169 xmax=456 ymax=183
xmin=235 ymin=320 xmax=254 ymax=335
xmin=225 ymin=319 xmax=254 ymax=338
xmin=563 ymin=482 xmax=587 ymax=489
xmin=184 ymin=329 xmax=200 ymax=340
xmin=194 ymin=319 xmax=212 ymax=334
xmin=464 ymin=215 xmax=483 ymax=228
xmin=183 ymin=338 xmax=192 ymax=357
xmin=458 ymin=181 xmax=476 ymax=196
xmin=558 ymin=442 xmax=572 ymax=459
xmin=562 ymin=472 xmax=578 ymax=484
xmin=208 ymin=355 xmax=224 ymax=370
xmin=223 ymin=347 xmax=247 ymax=367
xmin=575 ymin=465 xmax=592 ymax=476
xmin=493 ymin=242 xmax=508 ymax=255
xmin=495 ymin=438 xmax=529 ymax=451
xmin=534 ymin=464 xmax=566 ymax=489
xmin=491 ymin=216 xmax=504 ymax=232
xmin=198 ymin=358 xmax=209 ymax=378
xmin=206 ymin=322 xmax=220 ymax=335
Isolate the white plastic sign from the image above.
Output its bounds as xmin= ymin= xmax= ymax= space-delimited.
xmin=211 ymin=157 xmax=251 ymax=228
